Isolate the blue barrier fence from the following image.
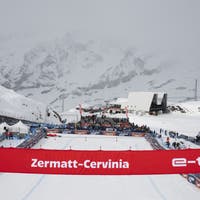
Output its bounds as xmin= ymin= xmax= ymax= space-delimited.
xmin=17 ymin=131 xmax=46 ymax=149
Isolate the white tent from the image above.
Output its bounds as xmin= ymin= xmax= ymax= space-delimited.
xmin=0 ymin=122 xmax=10 ymax=134
xmin=60 ymin=109 xmax=81 ymax=123
xmin=10 ymin=121 xmax=29 ymax=134
xmin=113 ymin=98 xmax=128 ymax=109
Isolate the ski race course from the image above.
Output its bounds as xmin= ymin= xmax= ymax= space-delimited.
xmin=0 ymin=134 xmax=199 ymax=200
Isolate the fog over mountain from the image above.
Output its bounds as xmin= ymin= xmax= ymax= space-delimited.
xmin=0 ymin=0 xmax=200 ymax=111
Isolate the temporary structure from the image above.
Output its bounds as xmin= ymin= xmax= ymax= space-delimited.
xmin=10 ymin=121 xmax=29 ymax=134
xmin=0 ymin=122 xmax=10 ymax=134
xmin=126 ymin=92 xmax=167 ymax=113
xmin=60 ymin=110 xmax=81 ymax=123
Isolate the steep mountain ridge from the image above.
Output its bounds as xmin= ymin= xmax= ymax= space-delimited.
xmin=0 ymin=34 xmax=198 ymax=111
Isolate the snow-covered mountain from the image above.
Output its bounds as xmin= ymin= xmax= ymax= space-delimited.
xmin=0 ymin=33 xmax=199 ymax=111
xmin=0 ymin=85 xmax=60 ymax=124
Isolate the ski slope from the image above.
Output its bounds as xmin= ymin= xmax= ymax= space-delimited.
xmin=0 ymin=134 xmax=199 ymax=200
xmin=0 ymin=138 xmax=24 ymax=148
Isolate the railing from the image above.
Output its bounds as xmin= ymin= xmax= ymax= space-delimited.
xmin=144 ymin=133 xmax=165 ymax=150
xmin=17 ymin=130 xmax=46 ymax=148
xmin=0 ymin=134 xmax=6 ymax=142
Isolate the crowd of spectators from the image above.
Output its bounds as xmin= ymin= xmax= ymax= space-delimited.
xmin=66 ymin=115 xmax=150 ymax=135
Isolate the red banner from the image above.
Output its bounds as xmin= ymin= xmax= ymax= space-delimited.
xmin=0 ymin=148 xmax=200 ymax=175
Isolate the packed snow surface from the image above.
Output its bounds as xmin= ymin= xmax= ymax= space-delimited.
xmin=129 ymin=112 xmax=200 ymax=137
xmin=0 ymin=138 xmax=24 ymax=147
xmin=0 ymin=134 xmax=199 ymax=200
xmin=0 ymin=85 xmax=60 ymax=124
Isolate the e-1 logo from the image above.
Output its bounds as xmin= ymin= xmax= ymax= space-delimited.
xmin=172 ymin=157 xmax=200 ymax=167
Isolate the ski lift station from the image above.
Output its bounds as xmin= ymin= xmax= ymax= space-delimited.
xmin=118 ymin=92 xmax=168 ymax=114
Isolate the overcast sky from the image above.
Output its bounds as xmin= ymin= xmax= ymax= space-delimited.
xmin=0 ymin=0 xmax=200 ymax=63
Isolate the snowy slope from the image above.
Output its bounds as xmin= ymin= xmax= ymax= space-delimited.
xmin=0 ymin=33 xmax=199 ymax=111
xmin=0 ymin=134 xmax=199 ymax=200
xmin=0 ymin=85 xmax=60 ymax=123
xmin=127 ymin=101 xmax=200 ymax=137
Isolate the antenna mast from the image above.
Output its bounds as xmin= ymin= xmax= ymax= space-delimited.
xmin=194 ymin=79 xmax=198 ymax=101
